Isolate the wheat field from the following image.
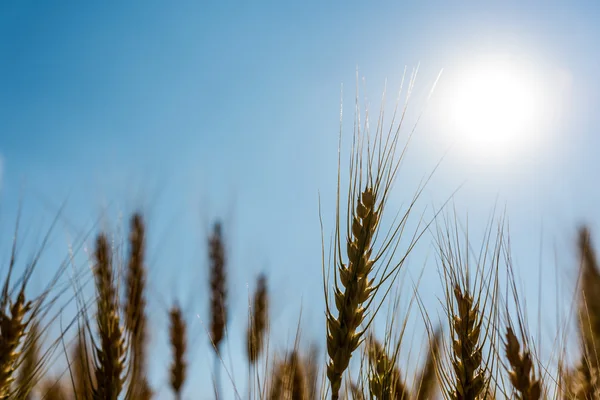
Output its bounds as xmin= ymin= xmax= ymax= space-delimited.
xmin=0 ymin=81 xmax=595 ymax=400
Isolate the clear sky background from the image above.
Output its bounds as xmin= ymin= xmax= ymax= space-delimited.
xmin=2 ymin=1 xmax=600 ymax=399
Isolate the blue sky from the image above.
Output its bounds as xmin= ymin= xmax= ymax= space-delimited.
xmin=2 ymin=1 xmax=600 ymax=398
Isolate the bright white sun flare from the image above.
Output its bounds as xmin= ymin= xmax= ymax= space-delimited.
xmin=439 ymin=53 xmax=559 ymax=162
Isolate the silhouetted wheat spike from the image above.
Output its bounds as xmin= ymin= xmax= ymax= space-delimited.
xmin=169 ymin=304 xmax=186 ymax=400
xmin=366 ymin=335 xmax=409 ymax=400
xmin=0 ymin=288 xmax=32 ymax=399
xmin=450 ymin=284 xmax=486 ymax=400
xmin=505 ymin=325 xmax=541 ymax=400
xmin=92 ymin=234 xmax=125 ymax=400
xmin=327 ymin=187 xmax=380 ymax=399
xmin=247 ymin=274 xmax=268 ymax=364
xmin=123 ymin=213 xmax=151 ymax=399
xmin=209 ymin=221 xmax=227 ymax=353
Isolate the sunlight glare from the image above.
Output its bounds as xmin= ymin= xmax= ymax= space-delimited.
xmin=439 ymin=53 xmax=556 ymax=162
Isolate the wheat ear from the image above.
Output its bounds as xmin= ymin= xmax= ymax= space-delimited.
xmin=123 ymin=213 xmax=151 ymax=399
xmin=414 ymin=327 xmax=441 ymax=400
xmin=326 ymin=187 xmax=379 ymax=399
xmin=247 ymin=274 xmax=268 ymax=364
xmin=305 ymin=344 xmax=319 ymax=400
xmin=0 ymin=289 xmax=32 ymax=399
xmin=16 ymin=319 xmax=40 ymax=400
xmin=40 ymin=379 xmax=69 ymax=400
xmin=289 ymin=350 xmax=309 ymax=400
xmin=268 ymin=351 xmax=309 ymax=400
xmin=92 ymin=234 xmax=125 ymax=400
xmin=269 ymin=358 xmax=286 ymax=400
xmin=449 ymin=283 xmax=486 ymax=400
xmin=366 ymin=335 xmax=409 ymax=400
xmin=72 ymin=326 xmax=95 ymax=399
xmin=504 ymin=325 xmax=541 ymax=400
xmin=209 ymin=221 xmax=227 ymax=353
xmin=169 ymin=304 xmax=186 ymax=400
xmin=571 ymin=226 xmax=600 ymax=398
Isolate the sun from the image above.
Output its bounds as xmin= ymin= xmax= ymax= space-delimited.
xmin=438 ymin=53 xmax=554 ymax=162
